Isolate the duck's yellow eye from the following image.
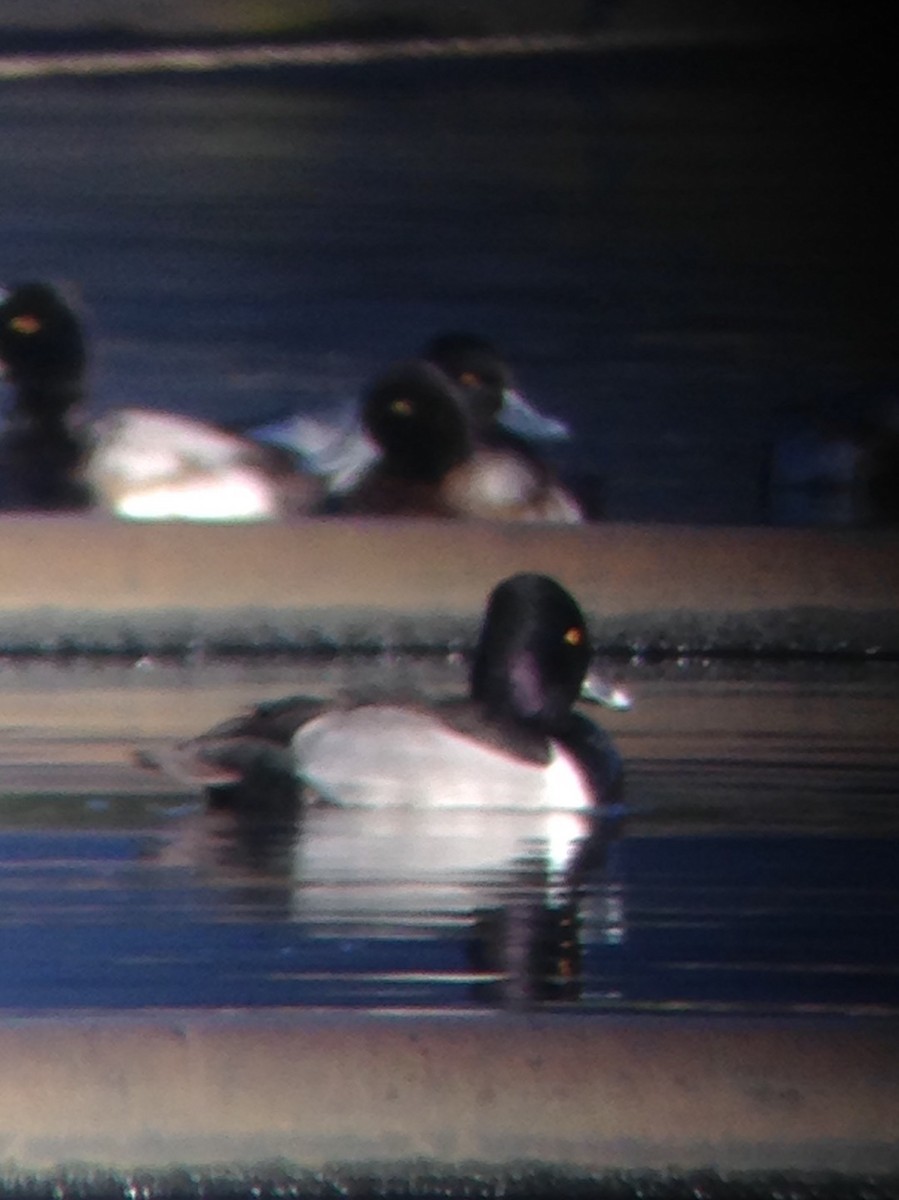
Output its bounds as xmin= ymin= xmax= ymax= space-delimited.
xmin=458 ymin=370 xmax=481 ymax=389
xmin=563 ymin=626 xmax=583 ymax=646
xmin=390 ymin=397 xmax=414 ymax=417
xmin=9 ymin=314 xmax=42 ymax=335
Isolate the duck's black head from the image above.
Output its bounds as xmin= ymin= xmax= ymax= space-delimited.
xmin=471 ymin=573 xmax=592 ymax=728
xmin=362 ymin=360 xmax=474 ymax=483
xmin=0 ymin=283 xmax=86 ymax=416
xmin=424 ymin=331 xmax=510 ymax=427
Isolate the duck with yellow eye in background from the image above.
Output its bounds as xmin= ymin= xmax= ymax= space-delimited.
xmin=248 ymin=330 xmax=571 ymax=499
xmin=0 ymin=282 xmax=92 ymax=510
xmin=0 ymin=281 xmax=323 ymax=519
xmin=142 ymin=573 xmax=630 ymax=812
xmin=338 ymin=360 xmax=583 ymax=522
xmin=423 ymin=329 xmax=569 ymax=443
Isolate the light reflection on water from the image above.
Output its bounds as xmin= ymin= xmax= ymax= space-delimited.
xmin=0 ymin=654 xmax=896 ymax=1014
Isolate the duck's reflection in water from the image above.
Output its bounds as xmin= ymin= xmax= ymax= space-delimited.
xmin=159 ymin=775 xmax=622 ymax=1010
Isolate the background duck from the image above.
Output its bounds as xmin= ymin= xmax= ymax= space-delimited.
xmin=143 ymin=572 xmax=626 ymax=813
xmin=248 ymin=331 xmax=570 ymax=498
xmin=0 ymin=282 xmax=93 ymax=510
xmin=338 ymin=359 xmax=583 ymax=522
xmin=423 ymin=330 xmax=569 ymax=442
xmin=0 ymin=282 xmax=323 ymax=520
xmin=337 ymin=360 xmax=474 ymax=517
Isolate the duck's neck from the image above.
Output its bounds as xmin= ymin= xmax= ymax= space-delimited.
xmin=472 ymin=650 xmax=580 ymax=737
xmin=9 ymin=376 xmax=84 ymax=432
xmin=472 ymin=650 xmax=547 ymax=728
xmin=1 ymin=376 xmax=91 ymax=510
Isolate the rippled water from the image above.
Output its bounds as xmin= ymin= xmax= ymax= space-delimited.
xmin=1 ymin=654 xmax=896 ymax=1015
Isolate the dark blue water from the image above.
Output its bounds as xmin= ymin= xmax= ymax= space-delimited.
xmin=1 ymin=37 xmax=895 ymax=522
xmin=1 ymin=822 xmax=896 ymax=1015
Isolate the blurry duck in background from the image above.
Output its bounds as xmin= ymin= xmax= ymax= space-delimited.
xmin=765 ymin=388 xmax=899 ymax=528
xmin=0 ymin=282 xmax=323 ymax=520
xmin=0 ymin=282 xmax=93 ymax=510
xmin=339 ymin=360 xmax=583 ymax=522
xmin=338 ymin=360 xmax=473 ymax=517
xmin=765 ymin=400 xmax=866 ymax=528
xmin=142 ymin=572 xmax=629 ymax=813
xmin=250 ymin=330 xmax=570 ymax=499
xmin=423 ymin=330 xmax=569 ymax=443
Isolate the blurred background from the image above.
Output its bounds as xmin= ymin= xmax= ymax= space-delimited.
xmin=0 ymin=0 xmax=895 ymax=523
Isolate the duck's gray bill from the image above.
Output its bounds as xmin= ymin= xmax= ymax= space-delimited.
xmin=580 ymin=673 xmax=633 ymax=711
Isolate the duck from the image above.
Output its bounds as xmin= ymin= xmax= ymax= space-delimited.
xmin=0 ymin=281 xmax=323 ymax=519
xmin=0 ymin=282 xmax=93 ymax=510
xmin=423 ymin=330 xmax=569 ymax=443
xmin=338 ymin=360 xmax=584 ymax=521
xmin=143 ymin=572 xmax=628 ymax=812
xmin=249 ymin=331 xmax=570 ymax=497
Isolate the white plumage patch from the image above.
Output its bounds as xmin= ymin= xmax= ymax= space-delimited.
xmin=89 ymin=408 xmax=250 ymax=481
xmin=112 ymin=465 xmax=278 ymax=521
xmin=442 ymin=447 xmax=583 ymax=523
xmin=291 ymin=705 xmax=594 ymax=811
xmin=86 ymin=408 xmax=280 ymax=520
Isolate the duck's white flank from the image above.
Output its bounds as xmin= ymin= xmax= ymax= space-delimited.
xmin=291 ymin=705 xmax=594 ymax=811
xmin=85 ymin=408 xmax=281 ymax=520
xmin=111 ymin=465 xmax=279 ymax=521
xmin=88 ymin=408 xmax=251 ymax=481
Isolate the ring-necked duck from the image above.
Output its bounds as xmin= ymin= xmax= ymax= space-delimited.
xmin=145 ymin=573 xmax=627 ymax=812
xmin=0 ymin=282 xmax=323 ymax=519
xmin=423 ymin=330 xmax=569 ymax=442
xmin=338 ymin=360 xmax=583 ymax=521
xmin=0 ymin=282 xmax=92 ymax=509
xmin=249 ymin=331 xmax=569 ymax=496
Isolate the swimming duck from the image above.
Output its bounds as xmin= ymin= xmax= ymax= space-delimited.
xmin=145 ymin=573 xmax=627 ymax=812
xmin=249 ymin=331 xmax=569 ymax=496
xmin=338 ymin=360 xmax=583 ymax=522
xmin=0 ymin=282 xmax=323 ymax=519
